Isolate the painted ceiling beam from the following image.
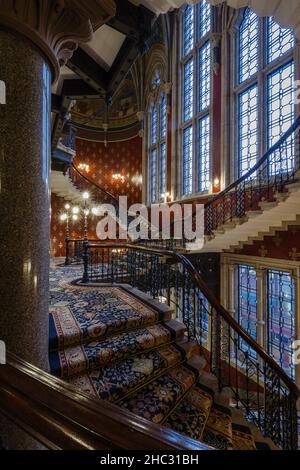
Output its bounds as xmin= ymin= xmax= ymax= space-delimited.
xmin=67 ymin=48 xmax=109 ymax=93
xmin=60 ymin=79 xmax=102 ymax=99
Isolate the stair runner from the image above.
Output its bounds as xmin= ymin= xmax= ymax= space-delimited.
xmin=49 ymin=262 xmax=276 ymax=451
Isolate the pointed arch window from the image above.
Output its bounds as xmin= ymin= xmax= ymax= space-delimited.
xmin=235 ymin=9 xmax=295 ymax=177
xmin=180 ymin=0 xmax=212 ymax=197
xmin=148 ymin=92 xmax=167 ymax=203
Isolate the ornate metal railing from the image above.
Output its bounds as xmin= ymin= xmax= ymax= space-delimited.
xmin=204 ymin=115 xmax=300 ymax=235
xmin=65 ymin=239 xmax=92 ymax=266
xmin=82 ymin=243 xmax=300 ymax=450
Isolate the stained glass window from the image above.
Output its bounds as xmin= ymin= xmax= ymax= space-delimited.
xmin=150 ymin=149 xmax=157 ymax=203
xmin=267 ymin=270 xmax=295 ymax=379
xmin=198 ymin=115 xmax=210 ymax=192
xmin=199 ymin=0 xmax=211 ymax=39
xmin=151 ymin=105 xmax=158 ymax=146
xmin=238 ymin=85 xmax=258 ymax=176
xmin=236 ymin=9 xmax=295 ymax=178
xmin=267 ymin=18 xmax=294 ymax=64
xmin=183 ymin=126 xmax=193 ymax=195
xmin=239 ymin=9 xmax=259 ymax=84
xmin=160 ymin=142 xmax=166 ymax=196
xmin=148 ymin=91 xmax=167 ymax=203
xmin=181 ymin=1 xmax=211 ymax=196
xmin=199 ymin=41 xmax=211 ymax=112
xmin=183 ymin=59 xmax=194 ymax=122
xmin=183 ymin=5 xmax=194 ymax=57
xmin=237 ymin=265 xmax=258 ymax=358
xmin=161 ymin=95 xmax=167 ymax=139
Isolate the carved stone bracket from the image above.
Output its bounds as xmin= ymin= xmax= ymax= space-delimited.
xmin=0 ymin=0 xmax=116 ymax=82
xmin=211 ymin=32 xmax=222 ymax=76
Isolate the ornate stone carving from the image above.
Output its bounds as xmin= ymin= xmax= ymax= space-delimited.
xmin=0 ymin=0 xmax=116 ymax=81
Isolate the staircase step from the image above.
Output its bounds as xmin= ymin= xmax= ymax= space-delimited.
xmin=247 ymin=422 xmax=279 ymax=450
xmin=164 ymin=382 xmax=214 ymax=441
xmin=176 ymin=338 xmax=198 ymax=360
xmin=230 ymin=409 xmax=257 ymax=451
xmin=232 ymin=423 xmax=257 ymax=450
xmin=49 ymin=285 xmax=172 ymax=352
xmin=202 ymin=403 xmax=233 ymax=450
xmin=67 ymin=343 xmax=185 ymax=403
xmin=198 ymin=371 xmax=219 ymax=394
xmin=50 ymin=321 xmax=183 ymax=378
xmin=118 ymin=363 xmax=198 ymax=424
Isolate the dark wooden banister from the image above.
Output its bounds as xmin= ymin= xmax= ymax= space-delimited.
xmin=71 ymin=162 xmax=119 ymax=205
xmin=87 ymin=242 xmax=300 ymax=399
xmin=0 ymin=352 xmax=211 ymax=450
xmin=205 ymin=114 xmax=300 ymax=209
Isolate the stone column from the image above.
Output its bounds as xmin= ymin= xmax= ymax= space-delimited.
xmin=0 ymin=0 xmax=115 ymax=449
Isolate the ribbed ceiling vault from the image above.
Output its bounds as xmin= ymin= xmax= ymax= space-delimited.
xmin=133 ymin=0 xmax=300 ymax=39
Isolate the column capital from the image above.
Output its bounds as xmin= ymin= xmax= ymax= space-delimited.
xmin=0 ymin=0 xmax=116 ymax=82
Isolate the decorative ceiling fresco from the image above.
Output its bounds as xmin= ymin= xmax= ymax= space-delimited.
xmin=71 ymin=74 xmax=138 ymax=131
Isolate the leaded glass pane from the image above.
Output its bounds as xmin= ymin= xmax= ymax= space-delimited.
xmin=267 ymin=17 xmax=294 ymax=64
xmin=268 ymin=61 xmax=295 ymax=174
xmin=183 ymin=58 xmax=194 ymax=122
xmin=238 ymin=265 xmax=258 ymax=358
xmin=267 ymin=61 xmax=294 ymax=146
xmin=183 ymin=5 xmax=194 ymax=57
xmin=267 ymin=270 xmax=295 ymax=380
xmin=239 ymin=9 xmax=259 ymax=84
xmin=183 ymin=126 xmax=193 ymax=195
xmin=150 ymin=149 xmax=157 ymax=203
xmin=198 ymin=115 xmax=210 ymax=192
xmin=151 ymin=105 xmax=158 ymax=145
xmin=161 ymin=95 xmax=167 ymax=139
xmin=199 ymin=0 xmax=211 ymax=39
xmin=199 ymin=41 xmax=211 ymax=112
xmin=238 ymin=85 xmax=258 ymax=176
xmin=160 ymin=142 xmax=166 ymax=196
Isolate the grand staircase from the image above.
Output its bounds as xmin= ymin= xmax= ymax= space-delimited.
xmin=49 ymin=262 xmax=279 ymax=450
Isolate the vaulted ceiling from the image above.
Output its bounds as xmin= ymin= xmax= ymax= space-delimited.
xmin=52 ymin=0 xmax=155 ymax=149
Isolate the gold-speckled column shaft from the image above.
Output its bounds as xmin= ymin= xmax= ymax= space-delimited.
xmin=0 ymin=29 xmax=50 ymax=372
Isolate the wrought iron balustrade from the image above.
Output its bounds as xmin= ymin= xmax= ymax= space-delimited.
xmin=82 ymin=242 xmax=300 ymax=450
xmin=204 ymin=115 xmax=300 ymax=235
xmin=65 ymin=239 xmax=85 ymax=265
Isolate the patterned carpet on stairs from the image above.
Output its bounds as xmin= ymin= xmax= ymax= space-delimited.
xmin=48 ymin=261 xmax=272 ymax=451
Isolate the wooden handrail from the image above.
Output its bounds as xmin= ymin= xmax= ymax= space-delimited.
xmin=87 ymin=242 xmax=300 ymax=399
xmin=205 ymin=114 xmax=300 ymax=209
xmin=0 ymin=353 xmax=211 ymax=450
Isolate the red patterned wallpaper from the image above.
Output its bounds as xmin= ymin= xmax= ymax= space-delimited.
xmin=51 ymin=136 xmax=143 ymax=257
xmin=235 ymin=225 xmax=300 ymax=261
xmin=75 ymin=136 xmax=143 ymax=207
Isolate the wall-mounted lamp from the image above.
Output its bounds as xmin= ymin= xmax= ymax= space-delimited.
xmin=213 ymin=177 xmax=220 ymax=189
xmin=82 ymin=192 xmax=90 ymax=200
xmin=78 ymin=163 xmax=90 ymax=173
xmin=161 ymin=192 xmax=171 ymax=203
xmin=112 ymin=173 xmax=126 ymax=183
xmin=72 ymin=214 xmax=78 ymax=222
